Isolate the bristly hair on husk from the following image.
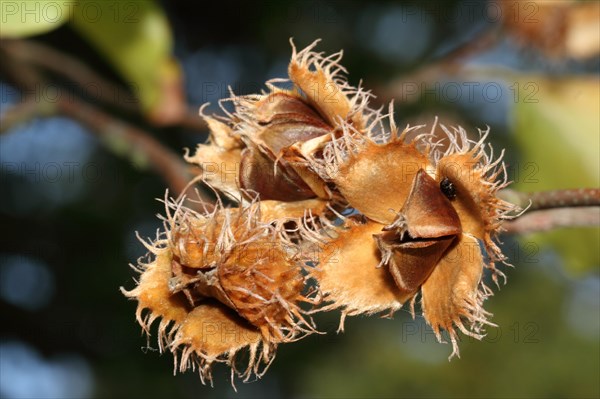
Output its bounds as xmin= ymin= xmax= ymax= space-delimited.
xmin=301 ymin=108 xmax=521 ymax=358
xmin=432 ymin=124 xmax=521 ymax=283
xmin=122 ymin=191 xmax=318 ymax=386
xmin=123 ymin=39 xmax=522 ymax=383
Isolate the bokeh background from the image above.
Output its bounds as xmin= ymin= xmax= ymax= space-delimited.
xmin=1 ymin=1 xmax=598 ymax=398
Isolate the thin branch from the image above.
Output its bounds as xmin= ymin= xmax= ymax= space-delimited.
xmin=0 ymin=47 xmax=206 ymax=200
xmin=1 ymin=39 xmax=140 ymax=113
xmin=1 ymin=38 xmax=207 ymax=131
xmin=500 ymin=188 xmax=600 ymax=211
xmin=1 ymin=90 xmax=201 ymax=199
xmin=503 ymin=207 xmax=600 ymax=234
xmin=501 ymin=188 xmax=600 ymax=234
xmin=0 ymin=97 xmax=53 ymax=133
xmin=57 ymin=96 xmax=197 ymax=197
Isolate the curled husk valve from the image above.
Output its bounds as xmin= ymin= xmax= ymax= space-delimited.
xmin=123 ymin=39 xmax=521 ymax=383
xmin=184 ymin=39 xmax=375 ymax=204
xmin=306 ymin=120 xmax=519 ymax=357
xmin=122 ymin=198 xmax=315 ymax=384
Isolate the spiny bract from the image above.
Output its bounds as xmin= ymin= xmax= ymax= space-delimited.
xmin=122 ymin=39 xmax=520 ymax=385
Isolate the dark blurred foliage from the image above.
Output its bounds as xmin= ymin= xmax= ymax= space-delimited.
xmin=1 ymin=1 xmax=598 ymax=398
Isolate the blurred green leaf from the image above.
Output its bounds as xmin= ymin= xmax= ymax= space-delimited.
xmin=69 ymin=0 xmax=183 ymax=122
xmin=0 ymin=0 xmax=70 ymax=38
xmin=512 ymin=76 xmax=600 ymax=273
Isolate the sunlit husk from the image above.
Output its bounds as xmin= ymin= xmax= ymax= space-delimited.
xmin=168 ymin=199 xmax=313 ymax=340
xmin=186 ymin=40 xmax=377 ymax=204
xmin=309 ymin=117 xmax=519 ymax=357
xmin=306 ymin=217 xmax=411 ymax=329
xmin=121 ymin=240 xmax=281 ymax=384
xmin=217 ymin=235 xmax=313 ymax=342
xmin=433 ymin=125 xmax=519 ymax=281
xmin=235 ymin=90 xmax=334 ymax=201
xmin=122 ymin=195 xmax=317 ymax=384
xmin=315 ymin=121 xmax=430 ymax=224
xmin=124 ymin=40 xmax=523 ymax=382
xmin=421 ymin=234 xmax=493 ymax=359
xmin=374 ymin=169 xmax=462 ymax=295
xmin=170 ymin=302 xmax=269 ymax=385
xmin=259 ymin=198 xmax=328 ymax=223
xmin=185 ymin=113 xmax=243 ymax=201
xmin=121 ymin=246 xmax=189 ymax=351
xmin=288 ymin=39 xmax=369 ymax=129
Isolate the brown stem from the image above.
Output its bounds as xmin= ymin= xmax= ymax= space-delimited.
xmin=503 ymin=207 xmax=600 ymax=234
xmin=57 ymin=97 xmax=196 ymax=197
xmin=1 ymin=38 xmax=207 ymax=131
xmin=0 ymin=47 xmax=205 ymax=200
xmin=0 ymin=97 xmax=52 ymax=133
xmin=501 ymin=188 xmax=600 ymax=234
xmin=526 ymin=189 xmax=600 ymax=210
xmin=1 ymin=39 xmax=140 ymax=113
xmin=500 ymin=188 xmax=600 ymax=211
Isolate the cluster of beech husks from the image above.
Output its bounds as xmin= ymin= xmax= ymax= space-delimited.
xmin=122 ymin=40 xmax=519 ymax=384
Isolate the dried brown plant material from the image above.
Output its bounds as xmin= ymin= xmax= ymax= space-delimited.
xmin=183 ymin=113 xmax=243 ymax=201
xmin=375 ymin=169 xmax=461 ymax=294
xmin=434 ymin=126 xmax=518 ymax=279
xmin=121 ymin=241 xmax=270 ymax=384
xmin=259 ymin=198 xmax=327 ymax=222
xmin=121 ymin=243 xmax=188 ymax=351
xmin=421 ymin=234 xmax=489 ymax=357
xmin=122 ymin=197 xmax=315 ymax=383
xmin=311 ymin=121 xmax=430 ymax=224
xmin=186 ymin=39 xmax=375 ymax=204
xmin=309 ymin=218 xmax=410 ymax=328
xmin=288 ymin=40 xmax=367 ymax=129
xmin=306 ymin=115 xmax=519 ymax=357
xmin=124 ymin=40 xmax=521 ymax=383
xmin=170 ymin=302 xmax=266 ymax=384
